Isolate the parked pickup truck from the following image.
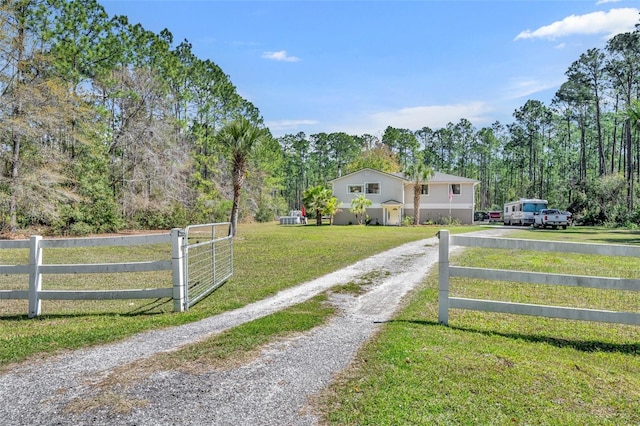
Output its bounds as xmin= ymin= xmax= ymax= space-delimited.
xmin=533 ymin=209 xmax=569 ymax=229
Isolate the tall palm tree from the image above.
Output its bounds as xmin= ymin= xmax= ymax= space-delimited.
xmin=217 ymin=117 xmax=268 ymax=237
xmin=404 ymin=159 xmax=434 ymax=225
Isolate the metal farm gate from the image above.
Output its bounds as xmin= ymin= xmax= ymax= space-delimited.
xmin=184 ymin=223 xmax=233 ymax=309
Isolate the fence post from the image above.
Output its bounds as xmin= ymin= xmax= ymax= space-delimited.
xmin=28 ymin=235 xmax=43 ymax=318
xmin=211 ymin=225 xmax=216 ymax=288
xmin=438 ymin=229 xmax=450 ymax=325
xmin=171 ymin=228 xmax=186 ymax=312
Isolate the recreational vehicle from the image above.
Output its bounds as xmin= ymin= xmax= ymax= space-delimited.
xmin=503 ymin=198 xmax=548 ymax=226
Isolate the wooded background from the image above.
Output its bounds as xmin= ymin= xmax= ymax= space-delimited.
xmin=2 ymin=1 xmax=640 ymax=234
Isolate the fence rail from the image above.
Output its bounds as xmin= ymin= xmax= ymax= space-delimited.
xmin=437 ymin=230 xmax=640 ymax=326
xmin=0 ymin=225 xmax=233 ymax=318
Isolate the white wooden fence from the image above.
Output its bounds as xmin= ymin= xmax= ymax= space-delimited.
xmin=437 ymin=229 xmax=640 ymax=326
xmin=0 ymin=229 xmax=187 ymax=318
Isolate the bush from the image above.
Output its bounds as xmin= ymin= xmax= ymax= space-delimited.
xmin=254 ymin=203 xmax=273 ymax=223
xmin=435 ymin=216 xmax=460 ymax=226
xmin=402 ymin=216 xmax=413 ymax=226
xmin=68 ymin=222 xmax=93 ymax=236
xmin=134 ymin=203 xmax=189 ymax=230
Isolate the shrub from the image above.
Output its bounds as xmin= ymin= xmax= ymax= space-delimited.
xmin=134 ymin=203 xmax=190 ymax=230
xmin=68 ymin=222 xmax=93 ymax=236
xmin=254 ymin=203 xmax=274 ymax=222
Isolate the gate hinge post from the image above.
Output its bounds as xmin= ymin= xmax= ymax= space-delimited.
xmin=171 ymin=228 xmax=186 ymax=312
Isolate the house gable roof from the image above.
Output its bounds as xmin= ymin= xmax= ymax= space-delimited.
xmin=329 ymin=168 xmax=479 ymax=185
xmin=421 ymin=171 xmax=480 ymax=185
xmin=328 ymin=168 xmax=407 ymax=183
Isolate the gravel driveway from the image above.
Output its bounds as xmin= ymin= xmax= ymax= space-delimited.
xmin=0 ymin=228 xmax=510 ymax=425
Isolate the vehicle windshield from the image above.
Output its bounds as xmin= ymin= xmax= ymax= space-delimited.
xmin=523 ymin=202 xmax=547 ymax=213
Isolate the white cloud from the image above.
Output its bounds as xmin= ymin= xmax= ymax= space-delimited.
xmin=318 ymin=102 xmax=493 ymax=136
xmin=502 ymin=77 xmax=564 ymax=100
xmin=515 ymin=7 xmax=639 ymax=41
xmin=265 ymin=119 xmax=318 ymax=133
xmin=261 ymin=50 xmax=300 ymax=62
xmin=266 ymin=103 xmax=493 ymax=137
xmin=596 ymin=0 xmax=622 ymax=4
xmin=369 ymin=103 xmax=491 ymax=130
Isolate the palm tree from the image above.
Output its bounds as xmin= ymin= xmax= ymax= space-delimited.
xmin=404 ymin=158 xmax=434 ymax=225
xmin=324 ymin=196 xmax=341 ymax=225
xmin=349 ymin=194 xmax=372 ymax=225
xmin=303 ymin=185 xmax=334 ymax=226
xmin=217 ymin=117 xmax=268 ymax=237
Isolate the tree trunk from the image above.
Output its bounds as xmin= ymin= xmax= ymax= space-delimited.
xmin=9 ymin=135 xmax=21 ymax=233
xmin=626 ymin=122 xmax=633 ymax=211
xmin=229 ymin=168 xmax=243 ymax=237
xmin=8 ymin=19 xmax=25 ymax=234
xmin=413 ymin=185 xmax=420 ymax=225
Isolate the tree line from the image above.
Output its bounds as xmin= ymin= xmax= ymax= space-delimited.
xmin=1 ymin=1 xmax=639 ymax=235
xmin=0 ymin=0 xmax=272 ymax=235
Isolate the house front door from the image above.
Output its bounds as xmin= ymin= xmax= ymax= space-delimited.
xmin=386 ymin=207 xmax=401 ymax=226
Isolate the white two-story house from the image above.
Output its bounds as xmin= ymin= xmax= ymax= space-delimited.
xmin=329 ymin=168 xmax=479 ymax=225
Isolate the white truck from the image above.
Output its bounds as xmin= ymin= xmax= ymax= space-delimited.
xmin=533 ymin=209 xmax=569 ymax=230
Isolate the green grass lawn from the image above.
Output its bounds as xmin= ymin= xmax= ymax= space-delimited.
xmin=318 ymin=226 xmax=640 ymax=425
xmin=0 ymin=222 xmax=468 ymax=367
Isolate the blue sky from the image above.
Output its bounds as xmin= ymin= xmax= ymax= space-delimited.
xmin=100 ymin=0 xmax=639 ymax=138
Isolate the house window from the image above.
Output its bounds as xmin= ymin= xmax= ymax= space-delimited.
xmin=366 ymin=182 xmax=380 ymax=194
xmin=451 ymin=184 xmax=461 ymax=195
xmin=348 ymin=185 xmax=363 ymax=194
xmin=421 ymin=184 xmax=429 ymax=195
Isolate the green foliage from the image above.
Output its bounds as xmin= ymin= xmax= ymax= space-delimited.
xmin=255 ymin=196 xmax=275 ymax=223
xmin=430 ymin=215 xmax=461 ymax=225
xmin=68 ymin=221 xmax=94 ymax=236
xmin=627 ymin=99 xmax=640 ymax=133
xmin=252 ymin=193 xmax=289 ymax=223
xmin=404 ymin=154 xmax=434 ymax=225
xmin=349 ymin=194 xmax=372 ymax=225
xmin=303 ymin=185 xmax=336 ymax=226
xmin=71 ymin=152 xmax=124 ymax=233
xmin=133 ymin=203 xmax=190 ymax=230
xmin=211 ymin=199 xmax=233 ymax=223
xmin=344 ymin=142 xmax=401 ymax=174
xmin=382 ymin=126 xmax=419 ymax=169
xmin=54 ymin=204 xmax=86 ymax=235
xmin=217 ymin=117 xmax=269 ymax=236
xmin=569 ymin=174 xmax=628 ymax=225
xmin=0 ymin=0 xmax=261 ymax=234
